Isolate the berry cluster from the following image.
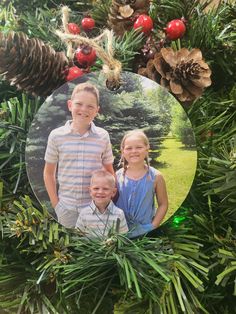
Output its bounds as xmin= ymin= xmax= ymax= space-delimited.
xmin=68 ymin=16 xmax=95 ymax=34
xmin=133 ymin=14 xmax=186 ymax=40
xmin=66 ymin=17 xmax=96 ymax=81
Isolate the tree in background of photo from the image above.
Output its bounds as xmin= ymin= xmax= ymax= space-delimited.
xmin=95 ymin=74 xmax=172 ymax=168
xmin=171 ymin=103 xmax=196 ymax=148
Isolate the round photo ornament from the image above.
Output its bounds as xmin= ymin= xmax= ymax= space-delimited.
xmin=26 ymin=6 xmax=197 ymax=238
xmin=26 ymin=71 xmax=197 ymax=238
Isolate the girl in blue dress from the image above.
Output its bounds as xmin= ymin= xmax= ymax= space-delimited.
xmin=115 ymin=130 xmax=168 ymax=238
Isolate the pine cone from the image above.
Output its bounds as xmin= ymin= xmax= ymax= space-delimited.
xmin=0 ymin=31 xmax=69 ymax=97
xmin=108 ymin=0 xmax=150 ymax=36
xmin=138 ymin=47 xmax=212 ymax=102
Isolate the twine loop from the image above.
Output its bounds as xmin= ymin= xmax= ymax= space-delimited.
xmin=56 ymin=6 xmax=122 ymax=88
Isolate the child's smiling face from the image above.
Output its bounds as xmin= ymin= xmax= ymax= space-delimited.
xmin=122 ymin=135 xmax=149 ymax=164
xmin=90 ymin=177 xmax=116 ymax=211
xmin=67 ymin=90 xmax=99 ymax=125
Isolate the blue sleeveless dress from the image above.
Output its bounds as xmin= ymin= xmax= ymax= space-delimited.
xmin=115 ymin=166 xmax=157 ymax=237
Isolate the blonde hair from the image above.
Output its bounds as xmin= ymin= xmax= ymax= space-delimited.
xmin=71 ymin=82 xmax=100 ymax=106
xmin=120 ymin=129 xmax=150 ymax=174
xmin=90 ymin=169 xmax=116 ymax=187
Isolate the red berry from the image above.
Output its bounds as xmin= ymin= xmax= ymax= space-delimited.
xmin=66 ymin=66 xmax=84 ymax=81
xmin=165 ymin=19 xmax=186 ymax=40
xmin=75 ymin=46 xmax=97 ymax=67
xmin=68 ymin=23 xmax=80 ymax=35
xmin=81 ymin=17 xmax=95 ymax=31
xmin=133 ymin=14 xmax=153 ymax=34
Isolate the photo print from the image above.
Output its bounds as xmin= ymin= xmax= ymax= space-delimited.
xmin=26 ymin=71 xmax=197 ymax=234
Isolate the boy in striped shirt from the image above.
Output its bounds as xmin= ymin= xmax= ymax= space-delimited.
xmin=44 ymin=83 xmax=114 ymax=228
xmin=76 ymin=170 xmax=128 ymax=238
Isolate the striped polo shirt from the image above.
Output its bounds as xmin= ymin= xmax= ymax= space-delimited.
xmin=44 ymin=121 xmax=114 ymax=211
xmin=75 ymin=201 xmax=128 ymax=238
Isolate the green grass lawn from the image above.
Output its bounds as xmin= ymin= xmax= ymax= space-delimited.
xmin=155 ymin=137 xmax=197 ymax=222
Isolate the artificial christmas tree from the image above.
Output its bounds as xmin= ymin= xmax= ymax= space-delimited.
xmin=0 ymin=0 xmax=236 ymax=313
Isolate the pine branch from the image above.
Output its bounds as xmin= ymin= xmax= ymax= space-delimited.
xmin=57 ymin=232 xmax=209 ymax=313
xmin=185 ymin=86 xmax=236 ymax=228
xmin=187 ymin=3 xmax=236 ymax=87
xmin=19 ymin=7 xmax=65 ymax=50
xmin=150 ymin=0 xmax=212 ymax=28
xmin=0 ymin=195 xmax=76 ymax=313
xmin=0 ymin=2 xmax=18 ymax=32
xmin=114 ymin=29 xmax=145 ymax=70
xmin=91 ymin=0 xmax=112 ymax=27
xmin=0 ymin=94 xmax=42 ymax=203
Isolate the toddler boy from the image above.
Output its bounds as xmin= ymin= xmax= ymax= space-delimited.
xmin=76 ymin=169 xmax=128 ymax=238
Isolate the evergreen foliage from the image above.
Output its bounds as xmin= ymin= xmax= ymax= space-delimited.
xmin=0 ymin=94 xmax=43 ymax=204
xmin=0 ymin=0 xmax=236 ymax=313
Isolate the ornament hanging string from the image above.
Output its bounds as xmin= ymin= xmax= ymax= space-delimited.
xmin=56 ymin=6 xmax=122 ymax=89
